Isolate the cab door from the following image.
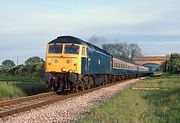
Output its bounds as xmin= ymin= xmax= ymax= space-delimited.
xmin=81 ymin=46 xmax=88 ymax=74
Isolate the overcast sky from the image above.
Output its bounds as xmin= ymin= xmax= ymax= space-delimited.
xmin=0 ymin=0 xmax=180 ymax=64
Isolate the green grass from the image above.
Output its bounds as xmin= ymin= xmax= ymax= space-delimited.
xmin=0 ymin=74 xmax=44 ymax=82
xmin=0 ymin=73 xmax=49 ymax=99
xmin=0 ymin=82 xmax=49 ymax=100
xmin=79 ymin=74 xmax=180 ymax=123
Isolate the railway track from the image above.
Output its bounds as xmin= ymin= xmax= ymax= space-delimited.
xmin=0 ymin=78 xmax=141 ymax=118
xmin=0 ymin=92 xmax=57 ymax=117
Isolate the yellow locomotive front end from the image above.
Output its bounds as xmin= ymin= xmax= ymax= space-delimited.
xmin=45 ymin=42 xmax=87 ymax=91
xmin=45 ymin=43 xmax=82 ymax=74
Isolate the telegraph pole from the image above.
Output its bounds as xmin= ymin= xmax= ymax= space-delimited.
xmin=17 ymin=56 xmax=19 ymax=66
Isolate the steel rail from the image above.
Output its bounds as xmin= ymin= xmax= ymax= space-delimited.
xmin=0 ymin=78 xmax=142 ymax=118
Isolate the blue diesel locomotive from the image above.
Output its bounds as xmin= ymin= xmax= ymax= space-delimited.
xmin=45 ymin=36 xmax=152 ymax=91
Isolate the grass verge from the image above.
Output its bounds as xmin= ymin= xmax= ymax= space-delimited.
xmin=0 ymin=74 xmax=44 ymax=82
xmin=79 ymin=74 xmax=180 ymax=123
xmin=0 ymin=82 xmax=49 ymax=100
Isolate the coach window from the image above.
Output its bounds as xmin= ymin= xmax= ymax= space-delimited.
xmin=113 ymin=62 xmax=116 ymax=68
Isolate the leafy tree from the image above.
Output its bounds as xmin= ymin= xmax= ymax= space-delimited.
xmin=166 ymin=53 xmax=180 ymax=73
xmin=2 ymin=60 xmax=15 ymax=70
xmin=23 ymin=56 xmax=45 ymax=75
xmin=168 ymin=53 xmax=180 ymax=73
xmin=25 ymin=56 xmax=44 ymax=65
xmin=24 ymin=64 xmax=35 ymax=75
xmin=10 ymin=64 xmax=25 ymax=75
xmin=172 ymin=59 xmax=180 ymax=72
xmin=34 ymin=64 xmax=44 ymax=72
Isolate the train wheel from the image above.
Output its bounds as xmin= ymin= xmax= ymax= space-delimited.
xmin=104 ymin=75 xmax=108 ymax=85
xmin=70 ymin=82 xmax=74 ymax=92
xmin=82 ymin=76 xmax=89 ymax=89
xmin=87 ymin=76 xmax=93 ymax=89
xmin=48 ymin=79 xmax=58 ymax=91
xmin=75 ymin=82 xmax=79 ymax=93
xmin=80 ymin=80 xmax=86 ymax=91
xmin=101 ymin=76 xmax=106 ymax=86
xmin=47 ymin=80 xmax=52 ymax=90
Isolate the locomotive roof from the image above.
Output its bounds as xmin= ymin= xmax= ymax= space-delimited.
xmin=48 ymin=36 xmax=111 ymax=56
xmin=48 ymin=36 xmax=87 ymax=45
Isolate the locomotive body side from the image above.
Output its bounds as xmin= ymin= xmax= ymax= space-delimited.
xmin=83 ymin=45 xmax=112 ymax=75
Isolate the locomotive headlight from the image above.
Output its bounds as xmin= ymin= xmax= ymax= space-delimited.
xmin=69 ymin=69 xmax=73 ymax=73
xmin=62 ymin=68 xmax=66 ymax=72
xmin=47 ymin=58 xmax=51 ymax=65
xmin=54 ymin=59 xmax=58 ymax=63
xmin=48 ymin=58 xmax=51 ymax=62
xmin=74 ymin=59 xmax=77 ymax=63
xmin=66 ymin=60 xmax=70 ymax=64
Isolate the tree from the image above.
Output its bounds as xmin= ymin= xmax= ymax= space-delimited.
xmin=9 ymin=64 xmax=25 ymax=75
xmin=25 ymin=56 xmax=44 ymax=65
xmin=102 ymin=43 xmax=142 ymax=62
xmin=168 ymin=53 xmax=180 ymax=73
xmin=24 ymin=56 xmax=45 ymax=75
xmin=172 ymin=58 xmax=180 ymax=72
xmin=129 ymin=44 xmax=142 ymax=60
xmin=2 ymin=60 xmax=15 ymax=70
xmin=102 ymin=43 xmax=129 ymax=57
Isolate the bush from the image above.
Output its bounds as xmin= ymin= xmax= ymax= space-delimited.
xmin=167 ymin=53 xmax=180 ymax=73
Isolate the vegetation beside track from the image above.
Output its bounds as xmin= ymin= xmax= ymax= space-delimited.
xmin=0 ymin=56 xmax=45 ymax=82
xmin=0 ymin=82 xmax=49 ymax=100
xmin=0 ymin=74 xmax=44 ymax=82
xmin=79 ymin=74 xmax=180 ymax=123
xmin=0 ymin=56 xmax=48 ymax=100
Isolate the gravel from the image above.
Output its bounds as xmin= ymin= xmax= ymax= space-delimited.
xmin=0 ymin=78 xmax=144 ymax=123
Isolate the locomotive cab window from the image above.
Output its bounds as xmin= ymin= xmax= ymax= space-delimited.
xmin=48 ymin=45 xmax=62 ymax=54
xmin=65 ymin=45 xmax=79 ymax=54
xmin=82 ymin=47 xmax=86 ymax=55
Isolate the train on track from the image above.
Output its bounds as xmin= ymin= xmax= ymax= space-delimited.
xmin=44 ymin=36 xmax=152 ymax=91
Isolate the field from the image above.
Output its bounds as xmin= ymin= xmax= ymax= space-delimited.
xmin=79 ymin=74 xmax=180 ymax=123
